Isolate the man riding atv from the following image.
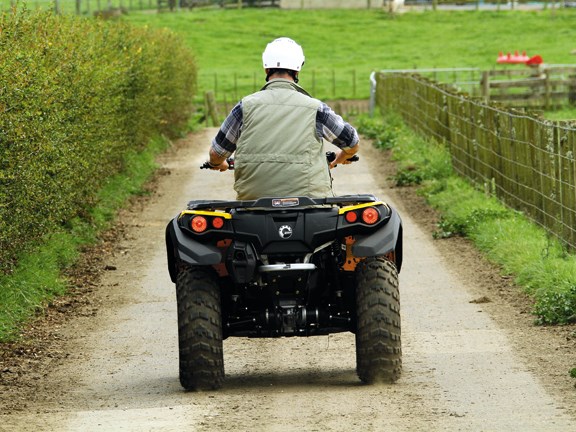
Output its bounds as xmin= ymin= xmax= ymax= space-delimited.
xmin=165 ymin=37 xmax=402 ymax=392
xmin=206 ymin=37 xmax=360 ymax=199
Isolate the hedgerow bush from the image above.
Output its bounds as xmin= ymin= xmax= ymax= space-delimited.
xmin=0 ymin=8 xmax=196 ymax=275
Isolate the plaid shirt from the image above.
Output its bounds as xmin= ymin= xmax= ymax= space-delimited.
xmin=211 ymin=101 xmax=359 ymax=158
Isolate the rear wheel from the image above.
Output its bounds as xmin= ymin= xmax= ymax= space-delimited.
xmin=355 ymin=257 xmax=401 ymax=384
xmin=176 ymin=266 xmax=224 ymax=391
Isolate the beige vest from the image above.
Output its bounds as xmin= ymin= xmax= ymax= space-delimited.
xmin=233 ymin=79 xmax=333 ymax=200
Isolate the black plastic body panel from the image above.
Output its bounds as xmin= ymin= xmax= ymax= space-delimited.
xmin=165 ymin=218 xmax=222 ymax=282
xmin=352 ymin=207 xmax=403 ymax=271
xmin=166 ymin=195 xmax=403 ymax=282
xmin=230 ymin=208 xmax=339 ymax=254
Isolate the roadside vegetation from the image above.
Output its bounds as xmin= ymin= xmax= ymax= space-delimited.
xmin=0 ymin=8 xmax=196 ymax=341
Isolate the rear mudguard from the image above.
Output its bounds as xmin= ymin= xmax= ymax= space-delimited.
xmin=352 ymin=207 xmax=403 ymax=272
xmin=166 ymin=218 xmax=221 ymax=283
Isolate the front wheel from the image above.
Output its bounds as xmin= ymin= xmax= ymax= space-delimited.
xmin=355 ymin=257 xmax=401 ymax=384
xmin=176 ymin=266 xmax=224 ymax=391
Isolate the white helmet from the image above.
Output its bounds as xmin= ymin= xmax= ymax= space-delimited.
xmin=262 ymin=37 xmax=305 ymax=72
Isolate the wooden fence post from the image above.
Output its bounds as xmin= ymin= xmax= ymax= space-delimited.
xmin=569 ymin=73 xmax=576 ymax=105
xmin=205 ymin=91 xmax=219 ymax=127
xmin=544 ymin=73 xmax=551 ymax=110
xmin=481 ymin=71 xmax=490 ymax=103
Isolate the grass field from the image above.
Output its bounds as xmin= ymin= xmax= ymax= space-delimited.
xmin=122 ymin=8 xmax=576 ymax=102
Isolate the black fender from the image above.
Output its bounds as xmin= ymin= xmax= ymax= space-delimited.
xmin=351 ymin=207 xmax=403 ymax=272
xmin=165 ymin=218 xmax=222 ymax=283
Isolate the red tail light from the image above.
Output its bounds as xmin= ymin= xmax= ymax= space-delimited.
xmin=345 ymin=211 xmax=358 ymax=223
xmin=212 ymin=217 xmax=224 ymax=229
xmin=361 ymin=207 xmax=380 ymax=225
xmin=191 ymin=216 xmax=208 ymax=232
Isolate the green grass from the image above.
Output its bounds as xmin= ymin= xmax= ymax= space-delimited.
xmin=544 ymin=106 xmax=576 ymax=121
xmin=0 ymin=136 xmax=170 ymax=342
xmin=122 ymin=8 xmax=576 ymax=102
xmin=357 ymin=111 xmax=576 ymax=325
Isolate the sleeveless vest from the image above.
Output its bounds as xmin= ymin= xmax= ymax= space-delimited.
xmin=233 ymin=79 xmax=333 ymax=200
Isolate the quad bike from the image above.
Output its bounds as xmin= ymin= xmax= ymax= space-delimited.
xmin=165 ymin=153 xmax=403 ymax=391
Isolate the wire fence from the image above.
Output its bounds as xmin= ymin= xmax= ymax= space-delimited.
xmin=200 ymin=69 xmax=367 ymax=108
xmin=375 ymin=71 xmax=576 ymax=250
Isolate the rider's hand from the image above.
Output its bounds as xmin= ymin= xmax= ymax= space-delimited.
xmin=209 ymin=160 xmax=229 ymax=171
xmin=329 ymin=149 xmax=355 ymax=169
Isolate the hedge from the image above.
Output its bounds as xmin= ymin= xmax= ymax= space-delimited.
xmin=0 ymin=9 xmax=197 ymax=275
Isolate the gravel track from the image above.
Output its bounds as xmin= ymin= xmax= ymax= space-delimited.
xmin=1 ymin=129 xmax=575 ymax=431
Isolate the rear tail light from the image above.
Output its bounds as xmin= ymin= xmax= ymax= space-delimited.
xmin=189 ymin=214 xmax=226 ymax=232
xmin=212 ymin=217 xmax=224 ymax=229
xmin=345 ymin=211 xmax=358 ymax=223
xmin=191 ymin=216 xmax=208 ymax=233
xmin=361 ymin=207 xmax=380 ymax=225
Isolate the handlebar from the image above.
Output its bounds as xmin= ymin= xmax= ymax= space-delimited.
xmin=201 ymin=158 xmax=235 ymax=170
xmin=201 ymin=152 xmax=358 ymax=170
xmin=325 ymin=151 xmax=359 ymax=164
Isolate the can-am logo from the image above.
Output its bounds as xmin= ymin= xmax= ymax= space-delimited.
xmin=278 ymin=225 xmax=293 ymax=239
xmin=272 ymin=198 xmax=299 ymax=208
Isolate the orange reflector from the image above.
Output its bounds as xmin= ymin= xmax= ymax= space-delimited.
xmin=361 ymin=207 xmax=380 ymax=225
xmin=212 ymin=217 xmax=224 ymax=229
xmin=345 ymin=211 xmax=358 ymax=223
xmin=191 ymin=216 xmax=208 ymax=232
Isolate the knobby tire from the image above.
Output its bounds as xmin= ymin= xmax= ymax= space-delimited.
xmin=355 ymin=256 xmax=402 ymax=384
xmin=176 ymin=266 xmax=224 ymax=391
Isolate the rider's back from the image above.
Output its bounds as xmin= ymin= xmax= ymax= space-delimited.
xmin=233 ymin=79 xmax=333 ymax=200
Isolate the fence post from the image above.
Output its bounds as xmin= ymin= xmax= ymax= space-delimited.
xmin=544 ymin=72 xmax=551 ymax=110
xmin=569 ymin=72 xmax=576 ymax=105
xmin=205 ymin=91 xmax=219 ymax=127
xmin=481 ymin=71 xmax=490 ymax=103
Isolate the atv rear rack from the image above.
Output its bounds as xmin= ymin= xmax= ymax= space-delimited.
xmin=186 ymin=194 xmax=380 ymax=212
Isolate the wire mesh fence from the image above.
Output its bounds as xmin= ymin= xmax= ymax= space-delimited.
xmin=376 ymin=72 xmax=576 ymax=250
xmin=199 ymin=69 xmax=366 ymax=107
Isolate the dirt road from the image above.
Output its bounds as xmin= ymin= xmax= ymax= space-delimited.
xmin=1 ymin=129 xmax=575 ymax=431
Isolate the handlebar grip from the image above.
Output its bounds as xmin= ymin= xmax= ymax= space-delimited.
xmin=325 ymin=151 xmax=359 ymax=163
xmin=200 ymin=158 xmax=235 ymax=170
